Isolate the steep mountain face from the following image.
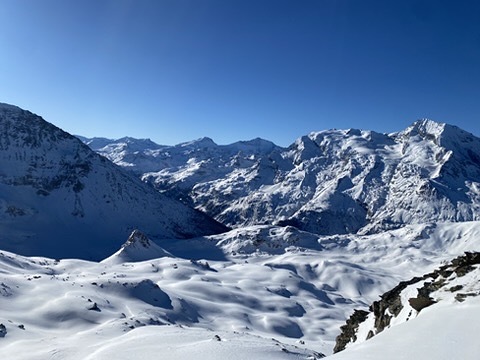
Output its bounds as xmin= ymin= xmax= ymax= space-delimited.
xmin=0 ymin=103 xmax=226 ymax=260
xmin=82 ymin=119 xmax=480 ymax=236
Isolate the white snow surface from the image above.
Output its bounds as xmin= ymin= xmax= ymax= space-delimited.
xmin=1 ymin=222 xmax=480 ymax=358
xmin=330 ymin=296 xmax=480 ymax=360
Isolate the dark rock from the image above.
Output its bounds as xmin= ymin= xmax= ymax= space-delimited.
xmin=333 ymin=251 xmax=480 ymax=353
xmin=450 ymin=252 xmax=480 ymax=277
xmin=408 ymin=296 xmax=436 ymax=312
xmin=333 ymin=309 xmax=369 ymax=353
xmin=455 ymin=292 xmax=478 ymax=302
xmin=88 ymin=302 xmax=101 ymax=311
xmin=448 ymin=285 xmax=463 ymax=292
xmin=370 ymin=276 xmax=424 ymax=333
xmin=0 ymin=324 xmax=6 ymax=337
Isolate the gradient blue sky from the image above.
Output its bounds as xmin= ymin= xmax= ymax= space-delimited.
xmin=1 ymin=0 xmax=479 ymax=146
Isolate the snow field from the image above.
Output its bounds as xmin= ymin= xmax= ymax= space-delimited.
xmin=1 ymin=221 xmax=480 ymax=358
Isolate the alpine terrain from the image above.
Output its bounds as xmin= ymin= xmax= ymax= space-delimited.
xmin=0 ymin=102 xmax=479 ymax=359
xmin=0 ymin=103 xmax=226 ymax=260
xmin=82 ymin=119 xmax=480 ymax=236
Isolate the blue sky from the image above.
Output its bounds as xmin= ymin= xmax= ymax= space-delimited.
xmin=1 ymin=0 xmax=479 ymax=146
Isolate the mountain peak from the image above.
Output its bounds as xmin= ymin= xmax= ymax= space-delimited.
xmin=403 ymin=119 xmax=446 ymax=139
xmin=179 ymin=137 xmax=217 ymax=148
xmin=400 ymin=119 xmax=479 ymax=152
xmin=123 ymin=229 xmax=152 ymax=249
xmin=103 ymin=229 xmax=171 ymax=263
xmin=230 ymin=137 xmax=280 ymax=153
xmin=0 ymin=104 xmax=228 ymax=259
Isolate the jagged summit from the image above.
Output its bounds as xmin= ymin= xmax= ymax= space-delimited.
xmin=230 ymin=137 xmax=280 ymax=152
xmin=124 ymin=229 xmax=152 ymax=248
xmin=76 ymin=136 xmax=115 ymax=150
xmin=398 ymin=118 xmax=479 ymax=149
xmin=116 ymin=136 xmax=162 ymax=147
xmin=403 ymin=118 xmax=446 ymax=138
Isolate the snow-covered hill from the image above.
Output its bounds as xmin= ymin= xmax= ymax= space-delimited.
xmin=81 ymin=120 xmax=480 ymax=235
xmin=0 ymin=103 xmax=227 ymax=260
xmin=1 ymin=221 xmax=480 ymax=359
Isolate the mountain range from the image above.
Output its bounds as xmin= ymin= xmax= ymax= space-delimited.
xmin=81 ymin=118 xmax=480 ymax=236
xmin=1 ymin=102 xmax=479 ymax=359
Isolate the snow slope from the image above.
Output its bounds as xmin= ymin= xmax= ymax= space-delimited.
xmin=331 ymin=253 xmax=480 ymax=359
xmin=0 ymin=103 xmax=227 ymax=260
xmin=1 ymin=221 xmax=479 ymax=358
xmin=330 ymin=297 xmax=480 ymax=360
xmin=81 ymin=119 xmax=480 ymax=235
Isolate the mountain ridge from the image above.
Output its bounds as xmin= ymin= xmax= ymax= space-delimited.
xmin=80 ymin=118 xmax=480 ymax=236
xmin=0 ymin=103 xmax=227 ymax=260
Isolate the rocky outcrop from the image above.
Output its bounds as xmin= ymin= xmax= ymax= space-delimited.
xmin=369 ymin=276 xmax=425 ymax=333
xmin=334 ymin=252 xmax=480 ymax=353
xmin=123 ymin=229 xmax=152 ymax=249
xmin=0 ymin=323 xmax=6 ymax=337
xmin=333 ymin=310 xmax=369 ymax=353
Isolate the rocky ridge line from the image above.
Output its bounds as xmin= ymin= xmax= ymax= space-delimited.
xmin=333 ymin=251 xmax=480 ymax=353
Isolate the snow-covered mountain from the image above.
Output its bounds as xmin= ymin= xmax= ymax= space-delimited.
xmin=82 ymin=119 xmax=480 ymax=235
xmin=0 ymin=103 xmax=226 ymax=260
xmin=3 ymin=101 xmax=480 ymax=359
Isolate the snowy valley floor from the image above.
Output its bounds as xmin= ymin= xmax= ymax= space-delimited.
xmin=1 ymin=222 xmax=480 ymax=359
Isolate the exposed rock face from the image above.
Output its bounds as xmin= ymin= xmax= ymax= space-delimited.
xmin=82 ymin=119 xmax=480 ymax=236
xmin=369 ymin=277 xmax=424 ymax=334
xmin=334 ymin=252 xmax=480 ymax=353
xmin=333 ymin=310 xmax=369 ymax=353
xmin=124 ymin=229 xmax=151 ymax=248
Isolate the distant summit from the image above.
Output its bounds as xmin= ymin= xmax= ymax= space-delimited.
xmin=179 ymin=136 xmax=217 ymax=148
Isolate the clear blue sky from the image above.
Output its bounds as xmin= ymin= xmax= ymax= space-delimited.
xmin=1 ymin=0 xmax=479 ymax=146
